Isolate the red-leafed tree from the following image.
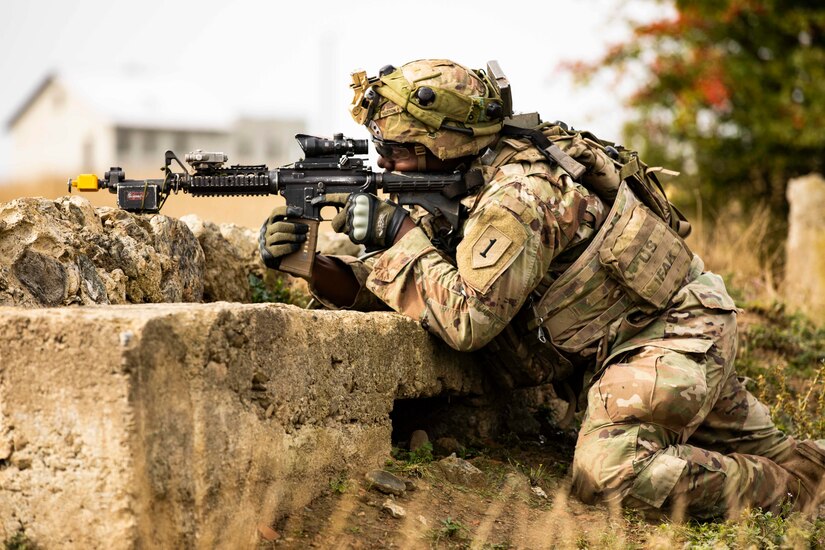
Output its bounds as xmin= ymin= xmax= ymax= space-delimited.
xmin=573 ymin=0 xmax=825 ymax=216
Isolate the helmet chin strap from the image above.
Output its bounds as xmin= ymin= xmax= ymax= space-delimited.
xmin=414 ymin=144 xmax=428 ymax=171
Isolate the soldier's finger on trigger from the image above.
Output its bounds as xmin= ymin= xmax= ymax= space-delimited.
xmin=331 ymin=209 xmax=349 ymax=233
xmin=324 ymin=192 xmax=352 ymax=206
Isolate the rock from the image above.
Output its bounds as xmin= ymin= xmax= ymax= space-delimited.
xmin=409 ymin=429 xmax=429 ymax=452
xmin=257 ymin=524 xmax=280 ymax=541
xmin=786 ymin=174 xmax=825 ymax=323
xmin=180 ymin=215 xmax=251 ymax=302
xmin=382 ymin=498 xmax=407 ymax=519
xmin=365 ymin=469 xmax=406 ymax=496
xmin=404 ymin=479 xmax=418 ymax=492
xmin=11 ymin=456 xmax=32 ymax=470
xmin=0 ymin=436 xmax=12 ymax=461
xmin=0 ymin=196 xmax=204 ymax=306
xmin=531 ymin=486 xmax=548 ymax=499
xmin=434 ymin=437 xmax=464 ymax=456
xmin=12 ymin=249 xmax=67 ymax=306
xmin=436 ymin=454 xmax=484 ymax=487
xmin=417 ymin=515 xmax=429 ymax=527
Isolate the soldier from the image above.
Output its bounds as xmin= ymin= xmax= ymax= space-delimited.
xmin=259 ymin=59 xmax=825 ymax=519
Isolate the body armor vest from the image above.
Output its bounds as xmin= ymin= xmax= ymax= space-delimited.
xmin=530 ymin=181 xmax=693 ymax=354
xmin=483 ymin=183 xmax=693 ymax=394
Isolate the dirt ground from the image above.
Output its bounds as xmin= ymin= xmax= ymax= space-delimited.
xmin=254 ymin=433 xmax=649 ymax=550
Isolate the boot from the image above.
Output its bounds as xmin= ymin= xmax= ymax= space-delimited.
xmin=779 ymin=440 xmax=825 ymax=515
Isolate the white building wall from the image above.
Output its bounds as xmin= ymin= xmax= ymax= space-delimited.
xmin=8 ymin=76 xmax=308 ymax=183
xmin=9 ymin=80 xmax=114 ymax=182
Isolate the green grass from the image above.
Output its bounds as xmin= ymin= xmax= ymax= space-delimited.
xmin=328 ymin=472 xmax=349 ymax=494
xmin=653 ymin=507 xmax=825 ymax=549
xmin=736 ymin=301 xmax=825 ymax=440
xmin=388 ymin=442 xmax=434 ymax=477
xmin=429 ymin=516 xmax=471 ymax=545
xmin=3 ymin=530 xmax=38 ymax=550
xmin=248 ymin=273 xmax=309 ymax=307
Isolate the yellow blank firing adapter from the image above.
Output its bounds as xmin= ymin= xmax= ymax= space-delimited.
xmin=68 ymin=174 xmax=100 ymax=192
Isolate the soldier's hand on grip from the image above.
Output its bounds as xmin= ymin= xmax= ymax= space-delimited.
xmin=329 ymin=192 xmax=408 ymax=250
xmin=259 ymin=205 xmax=309 ymax=270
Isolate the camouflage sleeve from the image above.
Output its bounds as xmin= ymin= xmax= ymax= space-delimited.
xmin=308 ymin=254 xmax=390 ymax=312
xmin=366 ymin=165 xmax=591 ymax=351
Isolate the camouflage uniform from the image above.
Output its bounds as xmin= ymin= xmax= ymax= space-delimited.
xmin=315 ymin=59 xmax=824 ymax=518
xmin=317 ymin=129 xmax=825 ymax=518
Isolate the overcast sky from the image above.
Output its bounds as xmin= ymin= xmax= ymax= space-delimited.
xmin=0 ymin=0 xmax=671 ymax=180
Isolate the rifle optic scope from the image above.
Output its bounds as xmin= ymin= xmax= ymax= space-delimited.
xmin=296 ymin=133 xmax=368 ymax=158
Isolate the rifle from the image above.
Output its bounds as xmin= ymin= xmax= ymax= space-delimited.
xmin=68 ymin=133 xmax=482 ymax=278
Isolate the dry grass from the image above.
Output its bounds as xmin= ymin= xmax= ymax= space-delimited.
xmin=686 ymin=201 xmax=782 ymax=304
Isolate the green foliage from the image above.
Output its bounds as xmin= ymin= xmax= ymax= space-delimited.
xmin=572 ymin=0 xmax=825 ymax=218
xmin=735 ymin=302 xmax=825 ymax=439
xmin=506 ymin=458 xmax=564 ymax=487
xmin=248 ymin=273 xmax=309 ymax=307
xmin=434 ymin=517 xmax=469 ymax=542
xmin=392 ymin=442 xmax=434 ymax=465
xmin=389 ymin=442 xmax=434 ymax=478
xmin=4 ymin=530 xmax=38 ymax=550
xmin=655 ymin=506 xmax=825 ymax=549
xmin=328 ymin=472 xmax=349 ymax=494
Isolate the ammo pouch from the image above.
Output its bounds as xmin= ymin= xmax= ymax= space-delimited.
xmin=530 ymin=182 xmax=693 ymax=354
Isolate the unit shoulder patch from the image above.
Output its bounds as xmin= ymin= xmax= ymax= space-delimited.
xmin=457 ymin=205 xmax=528 ymax=294
xmin=471 ymin=225 xmax=512 ymax=269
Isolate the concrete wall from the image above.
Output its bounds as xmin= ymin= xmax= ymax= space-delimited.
xmin=0 ymin=303 xmax=486 ymax=549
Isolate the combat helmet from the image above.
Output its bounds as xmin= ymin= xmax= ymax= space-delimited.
xmin=350 ymin=59 xmax=512 ymax=160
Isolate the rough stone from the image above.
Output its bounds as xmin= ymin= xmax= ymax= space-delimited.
xmin=409 ymin=429 xmax=430 ymax=452
xmin=436 ymin=454 xmax=485 ymax=488
xmin=193 ymin=215 xmax=311 ymax=303
xmin=180 ymin=215 xmax=252 ymax=302
xmin=382 ymin=498 xmax=407 ymax=519
xmin=531 ymin=486 xmax=549 ymax=499
xmin=365 ymin=469 xmax=407 ymax=496
xmin=0 ymin=196 xmax=205 ymax=306
xmin=0 ymin=303 xmax=487 ymax=548
xmin=257 ymin=524 xmax=280 ymax=541
xmin=0 ymin=436 xmax=12 ymax=461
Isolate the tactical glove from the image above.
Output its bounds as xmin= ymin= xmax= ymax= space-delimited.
xmin=259 ymin=205 xmax=309 ymax=271
xmin=329 ymin=192 xmax=409 ymax=249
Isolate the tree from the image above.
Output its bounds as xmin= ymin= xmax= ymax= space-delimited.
xmin=572 ymin=0 xmax=825 ymax=217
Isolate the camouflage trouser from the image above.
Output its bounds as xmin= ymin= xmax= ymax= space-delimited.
xmin=571 ymin=304 xmax=802 ymax=519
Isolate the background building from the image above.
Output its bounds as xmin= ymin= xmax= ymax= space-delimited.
xmin=7 ymin=71 xmax=305 ymax=182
